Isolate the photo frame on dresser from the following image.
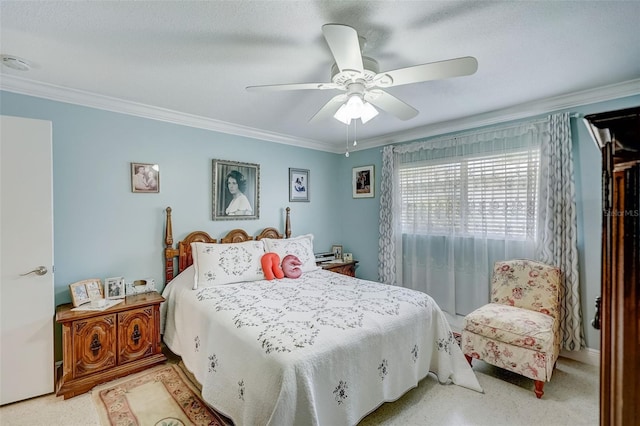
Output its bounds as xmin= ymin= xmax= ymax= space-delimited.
xmin=105 ymin=276 xmax=125 ymax=299
xmin=212 ymin=159 xmax=260 ymax=220
xmin=69 ymin=278 xmax=103 ymax=307
xmin=289 ymin=168 xmax=310 ymax=202
xmin=331 ymin=244 xmax=343 ymax=260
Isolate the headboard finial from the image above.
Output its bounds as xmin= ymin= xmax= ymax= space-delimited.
xmin=165 ymin=206 xmax=174 ymax=246
xmin=285 ymin=207 xmax=291 ymax=239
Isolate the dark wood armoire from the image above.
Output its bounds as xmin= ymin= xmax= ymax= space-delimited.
xmin=585 ymin=107 xmax=639 ymax=426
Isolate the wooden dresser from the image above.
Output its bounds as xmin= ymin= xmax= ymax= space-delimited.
xmin=320 ymin=260 xmax=359 ymax=277
xmin=55 ymin=292 xmax=166 ymax=399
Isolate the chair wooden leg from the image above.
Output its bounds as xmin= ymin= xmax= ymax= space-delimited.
xmin=534 ymin=380 xmax=544 ymax=399
xmin=464 ymin=354 xmax=473 ymax=366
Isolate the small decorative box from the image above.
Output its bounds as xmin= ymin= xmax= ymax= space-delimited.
xmin=125 ymin=278 xmax=156 ymax=295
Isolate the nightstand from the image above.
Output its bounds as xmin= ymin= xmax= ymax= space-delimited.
xmin=319 ymin=260 xmax=359 ymax=277
xmin=55 ymin=292 xmax=166 ymax=399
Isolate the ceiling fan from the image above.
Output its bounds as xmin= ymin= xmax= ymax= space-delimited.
xmin=246 ymin=24 xmax=478 ymax=125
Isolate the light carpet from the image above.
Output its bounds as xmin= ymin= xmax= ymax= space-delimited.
xmin=91 ymin=363 xmax=230 ymax=426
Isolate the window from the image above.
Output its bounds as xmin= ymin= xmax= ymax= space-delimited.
xmin=399 ymin=148 xmax=540 ymax=239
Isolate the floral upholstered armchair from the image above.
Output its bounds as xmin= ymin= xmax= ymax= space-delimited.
xmin=461 ymin=259 xmax=562 ymax=399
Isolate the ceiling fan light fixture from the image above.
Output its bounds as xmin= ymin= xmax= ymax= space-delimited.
xmin=345 ymin=94 xmax=364 ymax=116
xmin=333 ymin=103 xmax=353 ymax=125
xmin=360 ymin=102 xmax=379 ymax=124
xmin=333 ymin=93 xmax=378 ymax=125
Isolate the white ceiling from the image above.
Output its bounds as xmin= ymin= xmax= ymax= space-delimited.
xmin=1 ymin=1 xmax=639 ymax=153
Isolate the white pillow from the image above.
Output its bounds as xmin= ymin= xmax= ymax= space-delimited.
xmin=262 ymin=234 xmax=319 ymax=273
xmin=191 ymin=240 xmax=266 ymax=289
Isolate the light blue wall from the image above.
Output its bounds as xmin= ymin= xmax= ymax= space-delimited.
xmin=340 ymin=94 xmax=640 ymax=351
xmin=3 ymin=90 xmax=638 ymax=352
xmin=0 ymin=91 xmax=342 ymax=306
xmin=335 ymin=148 xmax=383 ymax=282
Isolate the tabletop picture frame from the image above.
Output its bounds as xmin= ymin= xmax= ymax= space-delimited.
xmin=289 ymin=168 xmax=309 ymax=202
xmin=331 ymin=244 xmax=343 ymax=260
xmin=352 ymin=165 xmax=374 ymax=198
xmin=105 ymin=276 xmax=126 ymax=299
xmin=131 ymin=162 xmax=159 ymax=193
xmin=212 ymin=159 xmax=260 ymax=220
xmin=69 ymin=278 xmax=103 ymax=307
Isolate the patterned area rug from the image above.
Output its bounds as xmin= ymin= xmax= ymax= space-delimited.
xmin=91 ymin=363 xmax=231 ymax=426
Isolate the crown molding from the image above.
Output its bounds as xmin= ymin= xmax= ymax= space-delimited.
xmin=2 ymin=74 xmax=638 ymax=154
xmin=0 ymin=74 xmax=331 ymax=152
xmin=358 ymin=78 xmax=640 ymax=151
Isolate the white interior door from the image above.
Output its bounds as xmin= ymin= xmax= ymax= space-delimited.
xmin=0 ymin=115 xmax=54 ymax=405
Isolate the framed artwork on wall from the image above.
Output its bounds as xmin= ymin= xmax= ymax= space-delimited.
xmin=352 ymin=165 xmax=374 ymax=198
xmin=212 ymin=159 xmax=260 ymax=220
xmin=131 ymin=162 xmax=159 ymax=193
xmin=289 ymin=168 xmax=309 ymax=202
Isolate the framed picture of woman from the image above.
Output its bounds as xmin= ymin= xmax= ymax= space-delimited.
xmin=212 ymin=159 xmax=260 ymax=220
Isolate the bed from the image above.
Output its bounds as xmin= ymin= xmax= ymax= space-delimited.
xmin=160 ymin=207 xmax=482 ymax=426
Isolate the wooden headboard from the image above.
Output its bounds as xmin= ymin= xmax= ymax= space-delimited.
xmin=163 ymin=206 xmax=291 ymax=283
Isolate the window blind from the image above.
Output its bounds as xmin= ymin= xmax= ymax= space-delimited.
xmin=399 ymin=148 xmax=540 ymax=239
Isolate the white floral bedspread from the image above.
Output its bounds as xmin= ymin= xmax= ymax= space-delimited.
xmin=162 ymin=267 xmax=482 ymax=426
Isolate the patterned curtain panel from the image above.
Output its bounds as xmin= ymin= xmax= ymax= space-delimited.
xmin=536 ymin=112 xmax=585 ymax=351
xmin=378 ymin=146 xmax=397 ymax=284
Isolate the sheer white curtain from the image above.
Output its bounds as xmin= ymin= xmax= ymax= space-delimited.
xmin=379 ymin=121 xmax=546 ymax=316
xmin=379 ymin=114 xmax=584 ymax=350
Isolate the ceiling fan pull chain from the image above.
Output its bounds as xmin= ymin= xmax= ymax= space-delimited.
xmin=345 ymin=120 xmax=350 ymax=157
xmin=354 ymin=120 xmax=358 ymax=147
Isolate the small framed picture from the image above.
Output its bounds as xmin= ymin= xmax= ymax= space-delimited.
xmin=289 ymin=168 xmax=310 ymax=202
xmin=353 ymin=165 xmax=374 ymax=198
xmin=331 ymin=244 xmax=343 ymax=260
xmin=85 ymin=279 xmax=104 ymax=300
xmin=105 ymin=276 xmax=126 ymax=299
xmin=69 ymin=278 xmax=102 ymax=307
xmin=343 ymin=253 xmax=353 ymax=262
xmin=131 ymin=162 xmax=159 ymax=193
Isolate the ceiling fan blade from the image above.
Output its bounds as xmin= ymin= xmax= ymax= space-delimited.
xmin=246 ymin=82 xmax=341 ymax=92
xmin=309 ymin=94 xmax=347 ymax=123
xmin=376 ymin=56 xmax=478 ymax=87
xmin=364 ymin=90 xmax=418 ymax=121
xmin=322 ymin=24 xmax=364 ymax=74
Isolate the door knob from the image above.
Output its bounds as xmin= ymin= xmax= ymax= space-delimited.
xmin=20 ymin=266 xmax=47 ymax=276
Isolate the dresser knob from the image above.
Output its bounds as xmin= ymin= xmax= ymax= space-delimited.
xmin=131 ymin=324 xmax=141 ymax=345
xmin=89 ymin=333 xmax=102 ymax=355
